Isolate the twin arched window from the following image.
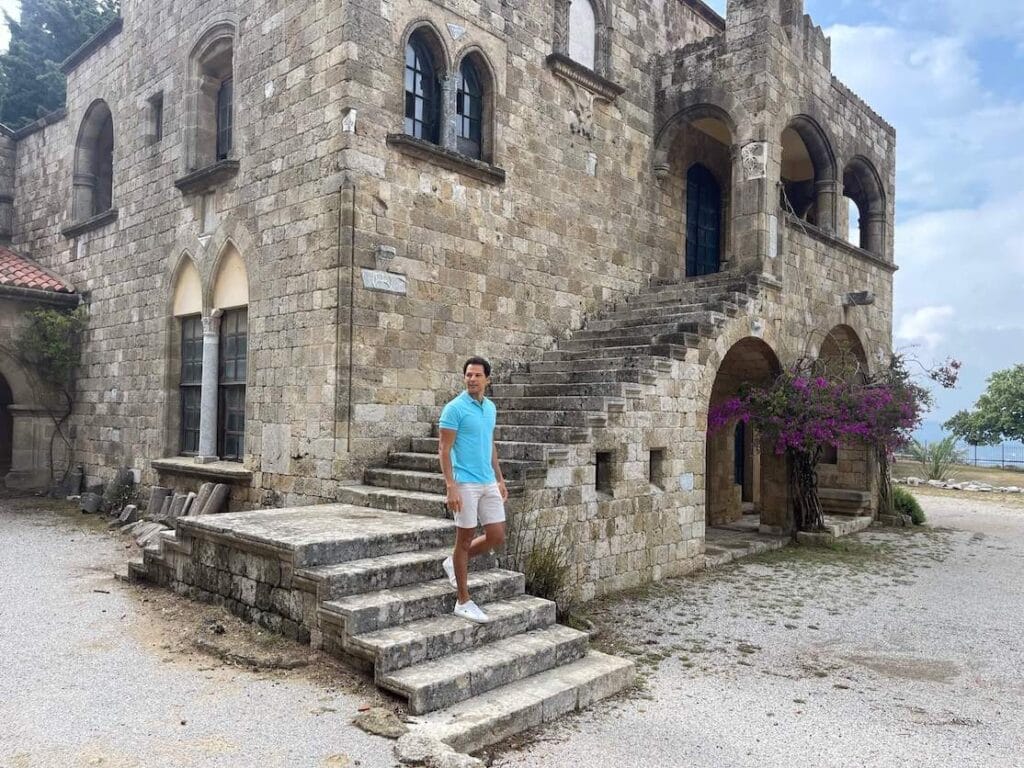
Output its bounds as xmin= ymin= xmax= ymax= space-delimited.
xmin=403 ymin=28 xmax=490 ymax=162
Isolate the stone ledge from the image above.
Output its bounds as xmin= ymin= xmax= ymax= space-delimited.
xmin=783 ymin=213 xmax=897 ymax=273
xmin=545 ymin=53 xmax=625 ymax=102
xmin=386 ymin=134 xmax=506 ymax=185
xmin=151 ymin=456 xmax=252 ymax=484
xmin=174 ymin=159 xmax=240 ymax=195
xmin=61 ymin=208 xmax=118 ymax=239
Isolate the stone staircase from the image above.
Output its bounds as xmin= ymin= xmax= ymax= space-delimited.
xmin=140 ymin=272 xmax=765 ymax=753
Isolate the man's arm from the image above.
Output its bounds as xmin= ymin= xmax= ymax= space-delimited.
xmin=439 ymin=428 xmax=462 ymax=513
xmin=492 ymin=440 xmax=508 ymax=501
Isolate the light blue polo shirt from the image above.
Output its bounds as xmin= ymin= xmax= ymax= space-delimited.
xmin=439 ymin=390 xmax=497 ymax=484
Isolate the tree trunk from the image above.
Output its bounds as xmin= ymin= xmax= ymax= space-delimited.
xmin=791 ymin=451 xmax=826 ymax=532
xmin=876 ymin=449 xmax=893 ymax=517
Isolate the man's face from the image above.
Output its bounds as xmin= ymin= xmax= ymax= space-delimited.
xmin=464 ymin=364 xmax=489 ymax=397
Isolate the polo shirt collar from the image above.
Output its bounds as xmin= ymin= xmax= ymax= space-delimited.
xmin=461 ymin=390 xmax=488 ymax=408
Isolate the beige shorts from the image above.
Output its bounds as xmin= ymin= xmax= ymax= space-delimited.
xmin=453 ymin=483 xmax=506 ymax=529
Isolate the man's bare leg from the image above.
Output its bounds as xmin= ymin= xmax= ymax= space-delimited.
xmin=454 ymin=523 xmax=506 ymax=604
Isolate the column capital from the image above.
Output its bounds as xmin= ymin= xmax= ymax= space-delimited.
xmin=202 ymin=309 xmax=223 ymax=334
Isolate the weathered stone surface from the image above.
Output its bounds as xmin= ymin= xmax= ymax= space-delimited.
xmin=79 ymin=492 xmax=102 ymax=514
xmin=118 ymin=504 xmax=140 ymax=523
xmin=147 ymin=486 xmax=171 ymax=515
xmin=395 ymin=733 xmax=452 ymax=765
xmin=353 ymin=707 xmax=408 ymax=739
xmin=199 ymin=484 xmax=230 ymax=516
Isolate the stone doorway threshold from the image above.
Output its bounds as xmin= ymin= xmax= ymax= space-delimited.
xmin=705 ymin=513 xmax=874 ymax=569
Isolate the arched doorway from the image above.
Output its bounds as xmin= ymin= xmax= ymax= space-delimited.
xmin=706 ymin=337 xmax=789 ymax=531
xmin=0 ymin=373 xmax=12 ymax=478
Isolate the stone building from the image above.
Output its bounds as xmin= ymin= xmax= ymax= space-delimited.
xmin=2 ymin=0 xmax=894 ymax=599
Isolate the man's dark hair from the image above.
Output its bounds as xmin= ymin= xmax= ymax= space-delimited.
xmin=463 ymin=356 xmax=491 ymax=377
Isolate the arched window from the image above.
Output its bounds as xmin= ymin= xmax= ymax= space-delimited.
xmin=686 ymin=164 xmax=722 ymax=277
xmin=456 ymin=58 xmax=483 ymax=159
xmin=568 ymin=0 xmax=597 ymax=70
xmin=404 ymin=31 xmax=441 ymax=143
xmin=188 ymin=24 xmax=235 ymax=170
xmin=72 ymin=100 xmax=114 ymax=220
xmin=843 ymin=157 xmax=886 ymax=257
xmin=780 ymin=117 xmax=838 ymax=231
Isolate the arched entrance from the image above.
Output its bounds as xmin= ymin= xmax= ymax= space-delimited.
xmin=706 ymin=337 xmax=790 ymax=532
xmin=0 ymin=373 xmax=12 ymax=478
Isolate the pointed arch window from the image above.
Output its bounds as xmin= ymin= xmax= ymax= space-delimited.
xmin=456 ymin=58 xmax=483 ymax=159
xmin=686 ymin=164 xmax=722 ymax=277
xmin=404 ymin=32 xmax=440 ymax=143
xmin=568 ymin=0 xmax=597 ymax=70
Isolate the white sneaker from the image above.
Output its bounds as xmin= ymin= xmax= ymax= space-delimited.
xmin=453 ymin=600 xmax=490 ymax=624
xmin=442 ymin=556 xmax=457 ymax=588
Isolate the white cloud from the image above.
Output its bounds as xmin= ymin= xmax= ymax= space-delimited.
xmin=896 ymin=305 xmax=955 ymax=349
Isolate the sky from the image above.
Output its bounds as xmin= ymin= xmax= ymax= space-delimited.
xmin=1 ymin=1 xmax=1020 ymax=429
xmin=0 ymin=1 xmax=15 ymax=51
xmin=702 ymin=0 xmax=1024 ymax=429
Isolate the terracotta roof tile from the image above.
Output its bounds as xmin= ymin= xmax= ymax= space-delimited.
xmin=0 ymin=246 xmax=74 ymax=294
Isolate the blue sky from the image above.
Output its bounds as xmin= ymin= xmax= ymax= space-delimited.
xmin=2 ymin=1 xmax=1021 ymax=429
xmin=703 ymin=0 xmax=1024 ymax=428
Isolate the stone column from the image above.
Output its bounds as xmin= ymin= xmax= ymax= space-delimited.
xmin=72 ymin=172 xmax=96 ymax=221
xmin=196 ymin=310 xmax=221 ymax=464
xmin=814 ymin=178 xmax=838 ymax=233
xmin=862 ymin=212 xmax=886 ymax=257
xmin=440 ymin=75 xmax=457 ymax=152
xmin=758 ymin=442 xmax=792 ymax=535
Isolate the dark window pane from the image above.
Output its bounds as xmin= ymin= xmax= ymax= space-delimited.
xmin=216 ymin=76 xmax=233 ymax=160
xmin=404 ymin=34 xmax=439 ymax=144
xmin=218 ymin=308 xmax=247 ymax=461
xmin=456 ymin=59 xmax=483 ymax=159
xmin=685 ymin=164 xmax=722 ymax=277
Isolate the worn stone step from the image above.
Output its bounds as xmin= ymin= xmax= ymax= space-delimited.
xmin=382 ymin=624 xmax=590 ymax=714
xmin=491 ymin=395 xmax=626 ymax=413
xmin=321 ymin=569 xmax=525 ymax=635
xmin=336 ymin=485 xmax=448 ymax=518
xmin=493 ymin=424 xmax=591 ymax=444
xmin=498 ymin=409 xmax=594 ymax=427
xmin=295 ymin=547 xmax=452 ymax=600
xmin=489 ymin=382 xmax=646 ymax=399
xmin=407 ymin=650 xmax=635 ymax=753
xmin=572 ymin=313 xmax=705 ymax=339
xmin=387 ymin=452 xmax=542 ymax=479
xmin=365 ymin=467 xmax=448 ymax=495
xmin=506 ymin=368 xmax=656 ymax=385
xmin=175 ymin=504 xmax=454 ymax=568
xmin=347 ymin=594 xmax=557 ymax=673
xmin=527 ymin=355 xmax=648 ymax=373
xmin=411 ymin=437 xmax=553 ymax=463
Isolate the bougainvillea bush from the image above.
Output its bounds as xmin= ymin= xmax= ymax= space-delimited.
xmin=708 ymin=354 xmax=946 ymax=533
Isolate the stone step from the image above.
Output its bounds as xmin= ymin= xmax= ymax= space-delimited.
xmin=408 ymin=650 xmax=635 ymax=753
xmin=336 ymin=485 xmax=448 ymax=518
xmin=175 ymin=504 xmax=454 ymax=568
xmin=558 ymin=328 xmax=707 ymax=351
xmin=491 ymin=395 xmax=627 ymax=413
xmin=411 ymin=437 xmax=554 ymax=463
xmin=295 ymin=547 xmax=451 ymax=600
xmin=489 ymin=382 xmax=647 ymax=399
xmin=382 ymin=624 xmax=590 ymax=714
xmin=320 ymin=569 xmax=525 ymax=635
xmin=498 ymin=409 xmax=596 ymax=427
xmin=365 ymin=467 xmax=449 ymax=495
xmin=533 ymin=344 xmax=688 ymax=367
xmin=506 ymin=368 xmax=657 ymax=385
xmin=347 ymin=594 xmax=557 ymax=673
xmin=581 ymin=306 xmax=706 ymax=333
xmin=493 ymin=424 xmax=591 ymax=444
xmin=387 ymin=452 xmax=542 ymax=479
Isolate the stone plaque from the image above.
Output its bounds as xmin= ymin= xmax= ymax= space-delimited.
xmin=447 ymin=23 xmax=466 ymax=40
xmin=767 ymin=213 xmax=778 ymax=259
xmin=741 ymin=141 xmax=768 ymax=180
xmin=362 ymin=268 xmax=408 ymax=295
xmin=678 ymin=473 xmax=694 ymax=492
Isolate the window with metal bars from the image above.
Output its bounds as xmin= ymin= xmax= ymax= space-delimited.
xmin=404 ymin=33 xmax=440 ymax=143
xmin=217 ymin=308 xmax=247 ymax=461
xmin=216 ymin=77 xmax=233 ymax=160
xmin=179 ymin=315 xmax=203 ymax=454
xmin=456 ymin=59 xmax=483 ymax=159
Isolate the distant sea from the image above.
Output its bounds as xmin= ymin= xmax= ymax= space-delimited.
xmin=914 ymin=421 xmax=1024 ymax=466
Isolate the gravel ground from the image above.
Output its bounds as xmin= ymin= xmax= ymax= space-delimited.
xmin=492 ymin=494 xmax=1024 ymax=768
xmin=0 ymin=498 xmax=400 ymax=768
xmin=3 ymin=494 xmax=1022 ymax=768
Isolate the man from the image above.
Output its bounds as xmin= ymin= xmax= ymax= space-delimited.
xmin=438 ymin=356 xmax=508 ymax=624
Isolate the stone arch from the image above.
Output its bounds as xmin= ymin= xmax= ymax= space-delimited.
xmin=842 ymin=155 xmax=887 ymax=256
xmin=401 ymin=19 xmax=451 ymax=78
xmin=453 ymin=46 xmax=497 ymax=162
xmin=164 ymin=252 xmax=205 ymax=457
xmin=201 ymin=216 xmax=262 ymax=307
xmin=72 ymin=99 xmax=114 ymax=221
xmin=209 ymin=241 xmax=250 ymax=311
xmin=170 ymin=252 xmax=203 ymax=318
xmin=653 ymin=100 xmax=738 ymax=174
xmin=818 ymin=324 xmax=869 ymax=380
xmin=705 ymin=336 xmax=791 ymax=532
xmin=781 ymin=114 xmax=838 ymax=230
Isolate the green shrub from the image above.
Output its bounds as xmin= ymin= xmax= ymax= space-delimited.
xmin=892 ymin=485 xmax=926 ymax=525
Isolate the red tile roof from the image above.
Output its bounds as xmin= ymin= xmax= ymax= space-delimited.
xmin=0 ymin=246 xmax=74 ymax=294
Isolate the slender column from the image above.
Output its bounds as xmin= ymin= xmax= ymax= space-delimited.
xmin=814 ymin=178 xmax=838 ymax=233
xmin=862 ymin=212 xmax=886 ymax=257
xmin=196 ymin=310 xmax=221 ymax=463
xmin=440 ymin=75 xmax=457 ymax=151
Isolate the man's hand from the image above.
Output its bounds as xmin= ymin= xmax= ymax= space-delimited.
xmin=446 ymin=484 xmax=463 ymax=514
xmin=497 ymin=479 xmax=508 ymax=502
